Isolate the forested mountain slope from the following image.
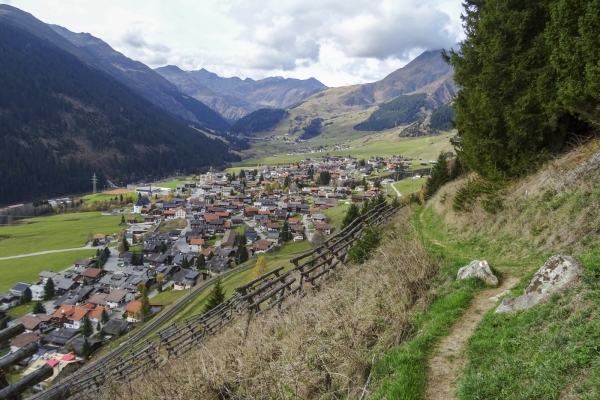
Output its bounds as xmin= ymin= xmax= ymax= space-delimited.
xmin=0 ymin=18 xmax=238 ymax=205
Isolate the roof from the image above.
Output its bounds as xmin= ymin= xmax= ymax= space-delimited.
xmin=93 ymin=234 xmax=107 ymax=239
xmin=221 ymin=230 xmax=236 ymax=245
xmin=44 ymin=328 xmax=80 ymax=345
xmin=10 ymin=282 xmax=30 ymax=292
xmin=102 ymin=320 xmax=131 ymax=336
xmin=190 ymin=238 xmax=205 ymax=245
xmin=16 ymin=316 xmax=47 ymax=331
xmin=87 ymin=307 xmax=109 ymax=319
xmin=87 ymin=293 xmax=108 ymax=305
xmin=47 ymin=359 xmax=59 ymax=367
xmin=104 ymin=289 xmax=128 ymax=302
xmin=12 ymin=332 xmax=44 ymax=348
xmin=81 ymin=268 xmax=103 ymax=278
xmin=124 ymin=299 xmax=142 ymax=313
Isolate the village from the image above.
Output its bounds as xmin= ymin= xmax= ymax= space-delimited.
xmin=0 ymin=154 xmax=427 ymax=387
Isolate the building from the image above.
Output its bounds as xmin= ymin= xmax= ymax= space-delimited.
xmin=124 ymin=300 xmax=163 ymax=322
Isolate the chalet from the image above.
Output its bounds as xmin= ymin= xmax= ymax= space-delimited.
xmin=315 ymin=223 xmax=333 ymax=235
xmin=206 ymin=258 xmax=229 ymax=274
xmin=0 ymin=293 xmax=21 ymax=310
xmin=38 ymin=271 xmax=57 ymax=284
xmin=86 ymin=293 xmax=109 ymax=307
xmin=221 ymin=230 xmax=236 ymax=248
xmin=9 ymin=282 xmax=30 ymax=298
xmin=104 ymin=289 xmax=134 ymax=309
xmin=54 ymin=286 xmax=95 ymax=308
xmin=190 ymin=238 xmax=205 ymax=252
xmin=125 ymin=233 xmax=138 ymax=246
xmin=16 ymin=315 xmax=53 ymax=334
xmin=71 ymin=336 xmax=103 ymax=357
xmin=231 ymin=216 xmax=243 ymax=225
xmin=55 ymin=278 xmax=78 ymax=296
xmin=174 ymin=206 xmax=187 ymax=219
xmin=267 ymin=231 xmax=280 ymax=244
xmin=252 ymin=240 xmax=274 ymax=254
xmin=311 ymin=214 xmax=327 ymax=223
xmin=101 ymin=320 xmax=132 ymax=339
xmin=76 ymin=268 xmax=106 ymax=284
xmin=92 ymin=234 xmax=108 ymax=244
xmin=43 ymin=328 xmax=80 ymax=347
xmin=10 ymin=332 xmax=45 ymax=352
xmin=74 ymin=258 xmax=95 ymax=269
xmin=154 ymin=265 xmax=178 ymax=281
xmin=244 ymin=207 xmax=259 ymax=217
xmin=147 ymin=252 xmax=170 ymax=266
xmin=127 ymin=217 xmax=138 ymax=224
xmin=172 ymin=269 xmax=201 ymax=290
xmin=52 ymin=304 xmax=95 ymax=329
xmin=125 ymin=300 xmax=163 ymax=322
xmin=244 ymin=227 xmax=258 ymax=242
xmin=274 ymin=209 xmax=288 ymax=220
xmin=164 ymin=210 xmax=176 ymax=219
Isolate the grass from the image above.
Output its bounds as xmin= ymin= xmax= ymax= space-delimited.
xmin=151 ymin=288 xmax=188 ymax=307
xmin=155 ymin=219 xmax=188 ymax=233
xmin=322 ymin=203 xmax=351 ymax=229
xmin=373 ymin=278 xmax=484 ymax=399
xmin=153 ymin=180 xmax=189 ymax=189
xmin=7 ymin=302 xmax=35 ymax=319
xmin=81 ymin=192 xmax=132 ymax=203
xmin=392 ymin=177 xmax=428 ymax=196
xmin=0 ymin=249 xmax=96 ymax=292
xmin=0 ymin=212 xmax=125 ymax=258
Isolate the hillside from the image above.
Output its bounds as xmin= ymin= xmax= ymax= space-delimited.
xmin=47 ymin=24 xmax=231 ymax=132
xmin=230 ymin=108 xmax=288 ymax=134
xmin=0 ymin=15 xmax=238 ymax=205
xmin=354 ymin=93 xmax=428 ymax=131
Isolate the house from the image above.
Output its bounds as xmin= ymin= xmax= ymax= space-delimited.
xmin=74 ymin=258 xmax=95 ymax=269
xmin=172 ymin=269 xmax=201 ymax=290
xmin=71 ymin=336 xmax=103 ymax=357
xmin=10 ymin=332 xmax=44 ymax=352
xmin=164 ymin=210 xmax=176 ymax=219
xmin=244 ymin=227 xmax=258 ymax=242
xmin=16 ymin=315 xmax=53 ymax=333
xmin=206 ymin=258 xmax=229 ymax=274
xmin=231 ymin=216 xmax=243 ymax=225
xmin=311 ymin=213 xmax=327 ymax=223
xmin=315 ymin=223 xmax=333 ymax=235
xmin=30 ymin=284 xmax=45 ymax=301
xmin=10 ymin=282 xmax=31 ymax=297
xmin=101 ymin=320 xmax=132 ymax=339
xmin=125 ymin=233 xmax=138 ymax=246
xmin=221 ymin=230 xmax=236 ymax=248
xmin=124 ymin=300 xmax=163 ymax=322
xmin=252 ymin=240 xmax=274 ymax=253
xmin=0 ymin=292 xmax=21 ymax=310
xmin=38 ymin=271 xmax=57 ymax=284
xmin=55 ymin=277 xmax=78 ymax=296
xmin=244 ymin=207 xmax=259 ymax=217
xmin=104 ymin=290 xmax=134 ymax=309
xmin=86 ymin=293 xmax=109 ymax=307
xmin=173 ymin=206 xmax=187 ymax=219
xmin=43 ymin=328 xmax=80 ymax=347
xmin=267 ymin=231 xmax=280 ymax=243
xmin=54 ymin=286 xmax=95 ymax=308
xmin=51 ymin=304 xmax=94 ymax=329
xmin=93 ymin=234 xmax=108 ymax=244
xmin=76 ymin=268 xmax=106 ymax=284
xmin=274 ymin=209 xmax=288 ymax=220
xmin=189 ymin=238 xmax=205 ymax=253
xmin=87 ymin=306 xmax=111 ymax=323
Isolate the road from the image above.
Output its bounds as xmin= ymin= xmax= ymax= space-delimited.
xmin=302 ymin=214 xmax=314 ymax=242
xmin=390 ymin=182 xmax=402 ymax=197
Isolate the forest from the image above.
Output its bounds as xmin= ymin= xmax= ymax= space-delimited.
xmin=353 ymin=93 xmax=427 ymax=131
xmin=428 ymin=103 xmax=455 ymax=131
xmin=0 ymin=22 xmax=239 ymax=205
xmin=299 ymin=118 xmax=324 ymax=140
xmin=445 ymin=0 xmax=600 ymax=180
xmin=230 ymin=108 xmax=287 ymax=135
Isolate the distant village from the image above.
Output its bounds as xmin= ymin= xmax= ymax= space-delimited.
xmin=0 ymin=154 xmax=425 ymax=386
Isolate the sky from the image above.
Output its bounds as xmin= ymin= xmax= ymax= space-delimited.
xmin=0 ymin=0 xmax=464 ymax=87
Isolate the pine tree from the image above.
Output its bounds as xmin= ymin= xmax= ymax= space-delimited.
xmin=196 ymin=254 xmax=206 ymax=269
xmin=137 ymin=283 xmax=152 ymax=323
xmin=122 ymin=236 xmax=130 ymax=252
xmin=207 ymin=252 xmax=214 ymax=260
xmin=425 ymin=152 xmax=450 ymax=198
xmin=203 ymin=279 xmax=225 ymax=314
xmin=159 ymin=242 xmax=167 ymax=254
xmin=32 ymin=301 xmax=46 ymax=314
xmin=20 ymin=287 xmax=32 ymax=304
xmin=181 ymin=256 xmax=189 ymax=269
xmin=341 ymin=203 xmax=360 ymax=230
xmin=82 ymin=337 xmax=92 ymax=360
xmin=234 ymin=234 xmax=249 ymax=265
xmin=81 ymin=316 xmax=93 ymax=337
xmin=96 ymin=321 xmax=101 ymax=332
xmin=43 ymin=279 xmax=55 ymax=300
xmin=281 ymin=221 xmax=292 ymax=242
xmin=120 ymin=215 xmax=125 ymax=225
xmin=100 ymin=309 xmax=110 ymax=324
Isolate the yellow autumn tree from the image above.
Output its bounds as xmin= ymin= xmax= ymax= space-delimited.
xmin=251 ymin=256 xmax=268 ymax=281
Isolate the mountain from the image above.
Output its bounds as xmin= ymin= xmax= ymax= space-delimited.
xmin=47 ymin=25 xmax=231 ymax=132
xmin=155 ymin=65 xmax=247 ymax=122
xmin=0 ymin=5 xmax=239 ymax=205
xmin=156 ymin=66 xmax=328 ymax=120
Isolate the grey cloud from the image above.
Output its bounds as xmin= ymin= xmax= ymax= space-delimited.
xmin=228 ymin=0 xmax=461 ymax=71
xmin=121 ymin=29 xmax=170 ymax=53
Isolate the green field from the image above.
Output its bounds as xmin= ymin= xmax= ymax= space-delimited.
xmin=153 ymin=180 xmax=188 ymax=189
xmin=0 ymin=212 xmax=125 ymax=258
xmin=236 ymin=132 xmax=452 ymax=167
xmin=0 ymin=250 xmax=96 ymax=293
xmin=82 ymin=192 xmax=133 ymax=203
xmin=390 ymin=177 xmax=428 ymax=196
xmin=322 ymin=203 xmax=351 ymax=230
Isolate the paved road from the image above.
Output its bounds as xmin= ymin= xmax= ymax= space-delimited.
xmin=302 ymin=214 xmax=314 ymax=242
xmin=0 ymin=245 xmax=94 ymax=261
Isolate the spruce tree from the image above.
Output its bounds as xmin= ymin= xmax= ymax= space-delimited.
xmin=196 ymin=254 xmax=206 ymax=269
xmin=341 ymin=203 xmax=360 ymax=230
xmin=43 ymin=279 xmax=55 ymax=300
xmin=203 ymin=279 xmax=225 ymax=314
xmin=100 ymin=309 xmax=110 ymax=324
xmin=20 ymin=287 xmax=32 ymax=304
xmin=425 ymin=152 xmax=450 ymax=198
xmin=32 ymin=301 xmax=46 ymax=314
xmin=137 ymin=284 xmax=152 ymax=323
xmin=81 ymin=316 xmax=93 ymax=337
xmin=82 ymin=337 xmax=92 ymax=360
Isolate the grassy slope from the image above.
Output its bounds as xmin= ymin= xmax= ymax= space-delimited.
xmin=375 ymin=140 xmax=600 ymax=399
xmin=0 ymin=249 xmax=96 ymax=292
xmin=0 ymin=212 xmax=124 ymax=257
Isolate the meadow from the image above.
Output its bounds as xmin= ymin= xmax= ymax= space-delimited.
xmin=0 ymin=212 xmax=125 ymax=258
xmin=0 ymin=249 xmax=96 ymax=293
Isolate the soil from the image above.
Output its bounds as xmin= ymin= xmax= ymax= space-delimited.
xmin=426 ymin=276 xmax=520 ymax=400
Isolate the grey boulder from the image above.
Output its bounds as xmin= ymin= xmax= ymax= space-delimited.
xmin=495 ymin=255 xmax=583 ymax=313
xmin=457 ymin=260 xmax=499 ymax=286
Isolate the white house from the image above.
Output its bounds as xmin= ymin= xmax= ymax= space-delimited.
xmin=174 ymin=206 xmax=187 ymax=219
xmin=30 ymin=284 xmax=45 ymax=301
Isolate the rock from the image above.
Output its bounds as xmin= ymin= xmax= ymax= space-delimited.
xmin=495 ymin=255 xmax=583 ymax=313
xmin=457 ymin=260 xmax=498 ymax=286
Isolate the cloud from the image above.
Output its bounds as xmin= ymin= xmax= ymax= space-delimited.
xmin=226 ymin=0 xmax=461 ymax=73
xmin=121 ymin=28 xmax=170 ymax=53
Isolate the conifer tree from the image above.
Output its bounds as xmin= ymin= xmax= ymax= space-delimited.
xmin=100 ymin=309 xmax=110 ymax=324
xmin=43 ymin=279 xmax=55 ymax=300
xmin=81 ymin=316 xmax=93 ymax=337
xmin=20 ymin=287 xmax=32 ymax=304
xmin=32 ymin=301 xmax=46 ymax=314
xmin=203 ymin=279 xmax=225 ymax=314
xmin=341 ymin=203 xmax=360 ymax=230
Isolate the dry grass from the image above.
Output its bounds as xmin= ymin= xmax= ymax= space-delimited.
xmin=104 ymin=209 xmax=440 ymax=400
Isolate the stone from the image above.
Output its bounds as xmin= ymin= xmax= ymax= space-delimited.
xmin=489 ymin=290 xmax=510 ymax=302
xmin=495 ymin=255 xmax=583 ymax=313
xmin=457 ymin=260 xmax=498 ymax=286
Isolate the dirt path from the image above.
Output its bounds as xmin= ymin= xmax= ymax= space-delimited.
xmin=426 ymin=275 xmax=520 ymax=400
xmin=0 ymin=245 xmax=94 ymax=261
